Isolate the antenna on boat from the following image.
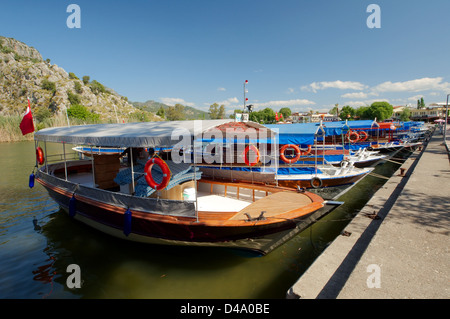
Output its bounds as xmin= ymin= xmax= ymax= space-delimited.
xmin=243 ymin=80 xmax=248 ymax=113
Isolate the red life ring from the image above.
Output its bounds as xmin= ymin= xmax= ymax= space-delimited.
xmin=243 ymin=145 xmax=260 ymax=166
xmin=359 ymin=131 xmax=368 ymax=142
xmin=280 ymin=144 xmax=301 ymax=164
xmin=36 ymin=146 xmax=45 ymax=165
xmin=299 ymin=144 xmax=312 ymax=156
xmin=144 ymin=157 xmax=171 ymax=190
xmin=346 ymin=130 xmax=359 ymax=143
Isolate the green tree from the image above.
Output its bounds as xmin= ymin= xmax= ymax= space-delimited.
xmin=34 ymin=106 xmax=52 ymax=123
xmin=67 ymin=104 xmax=91 ymax=120
xmin=69 ymin=72 xmax=79 ymax=80
xmin=355 ymin=106 xmax=370 ymax=119
xmin=41 ymin=79 xmax=56 ymax=94
xmin=218 ymin=105 xmax=225 ymax=119
xmin=420 ymin=97 xmax=425 ymax=109
xmin=399 ymin=108 xmax=411 ymax=122
xmin=67 ymin=90 xmax=81 ymax=105
xmin=209 ymin=103 xmax=220 ymax=119
xmin=208 ymin=103 xmax=226 ymax=119
xmin=279 ymin=107 xmax=291 ymax=119
xmin=339 ymin=105 xmax=355 ymax=120
xmin=74 ymin=81 xmax=83 ymax=94
xmin=89 ymin=80 xmax=106 ymax=95
xmin=156 ymin=106 xmax=165 ymax=119
xmin=366 ymin=101 xmax=393 ymax=121
xmin=82 ymin=75 xmax=90 ymax=85
xmin=249 ymin=108 xmax=276 ymax=124
xmin=166 ymin=104 xmax=185 ymax=121
xmin=329 ymin=104 xmax=339 ymax=116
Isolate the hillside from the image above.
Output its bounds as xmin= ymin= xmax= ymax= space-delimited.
xmin=132 ymin=100 xmax=210 ymax=120
xmin=0 ymin=36 xmax=160 ymax=123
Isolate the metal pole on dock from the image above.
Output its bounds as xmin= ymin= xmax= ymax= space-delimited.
xmin=444 ymin=94 xmax=449 ymax=141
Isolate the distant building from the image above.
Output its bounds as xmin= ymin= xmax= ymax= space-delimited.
xmin=409 ymin=105 xmax=447 ymax=122
xmin=392 ymin=105 xmax=408 ymax=120
xmin=289 ymin=112 xmax=339 ymax=123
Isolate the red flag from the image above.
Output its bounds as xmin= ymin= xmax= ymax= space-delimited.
xmin=20 ymin=99 xmax=35 ymax=135
xmin=275 ymin=112 xmax=279 ymax=121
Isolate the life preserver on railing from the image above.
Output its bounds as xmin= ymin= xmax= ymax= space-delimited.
xmin=280 ymin=144 xmax=301 ymax=164
xmin=358 ymin=131 xmax=368 ymax=142
xmin=346 ymin=130 xmax=360 ymax=143
xmin=144 ymin=157 xmax=171 ymax=190
xmin=36 ymin=146 xmax=45 ymax=165
xmin=299 ymin=144 xmax=312 ymax=156
xmin=243 ymin=145 xmax=260 ymax=166
xmin=310 ymin=176 xmax=323 ymax=189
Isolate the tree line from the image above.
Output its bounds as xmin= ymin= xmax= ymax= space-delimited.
xmin=156 ymin=101 xmax=399 ymax=123
xmin=330 ymin=101 xmax=395 ymax=122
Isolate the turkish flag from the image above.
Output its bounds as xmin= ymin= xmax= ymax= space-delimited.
xmin=20 ymin=99 xmax=35 ymax=135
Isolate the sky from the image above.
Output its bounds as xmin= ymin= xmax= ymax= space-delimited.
xmin=1 ymin=0 xmax=450 ymax=115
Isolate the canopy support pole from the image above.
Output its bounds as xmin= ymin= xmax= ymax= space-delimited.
xmin=130 ymin=148 xmax=135 ymax=195
xmin=91 ymin=145 xmax=96 ymax=187
xmin=63 ymin=143 xmax=68 ymax=181
xmin=44 ymin=141 xmax=48 ymax=174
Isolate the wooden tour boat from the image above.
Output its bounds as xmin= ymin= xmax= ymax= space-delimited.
xmin=32 ymin=120 xmax=341 ymax=255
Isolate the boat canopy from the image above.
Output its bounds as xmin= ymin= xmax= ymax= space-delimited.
xmin=322 ymin=120 xmax=379 ymax=130
xmin=34 ymin=120 xmax=271 ymax=148
xmin=265 ymin=123 xmax=323 ymax=145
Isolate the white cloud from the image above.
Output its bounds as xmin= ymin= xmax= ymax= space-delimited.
xmin=159 ymin=97 xmax=195 ymax=107
xmin=204 ymin=97 xmax=241 ymax=113
xmin=408 ymin=95 xmax=424 ymax=101
xmin=286 ymin=88 xmax=295 ymax=94
xmin=343 ymin=98 xmax=390 ymax=108
xmin=255 ymin=99 xmax=316 ymax=108
xmin=217 ymin=87 xmax=226 ymax=91
xmin=212 ymin=97 xmax=239 ymax=106
xmin=301 ymin=80 xmax=367 ymax=93
xmin=341 ymin=92 xmax=368 ymax=99
xmin=372 ymin=77 xmax=450 ymax=93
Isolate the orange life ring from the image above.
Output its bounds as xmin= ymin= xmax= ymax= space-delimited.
xmin=36 ymin=146 xmax=45 ymax=165
xmin=243 ymin=145 xmax=260 ymax=166
xmin=346 ymin=130 xmax=359 ymax=143
xmin=299 ymin=144 xmax=312 ymax=156
xmin=144 ymin=157 xmax=171 ymax=190
xmin=359 ymin=131 xmax=368 ymax=142
xmin=280 ymin=144 xmax=301 ymax=164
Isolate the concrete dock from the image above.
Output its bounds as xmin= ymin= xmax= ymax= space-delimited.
xmin=287 ymin=129 xmax=450 ymax=299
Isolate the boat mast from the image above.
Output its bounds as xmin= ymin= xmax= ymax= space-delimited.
xmin=243 ymin=80 xmax=248 ymax=113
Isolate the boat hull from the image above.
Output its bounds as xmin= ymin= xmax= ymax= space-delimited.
xmin=36 ymin=171 xmax=336 ymax=255
xmin=276 ymin=171 xmax=367 ymax=189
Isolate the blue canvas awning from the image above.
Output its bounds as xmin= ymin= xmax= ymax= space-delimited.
xmin=265 ymin=123 xmax=325 ymax=145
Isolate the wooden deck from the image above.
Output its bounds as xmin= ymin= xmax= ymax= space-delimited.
xmin=230 ymin=191 xmax=313 ymax=220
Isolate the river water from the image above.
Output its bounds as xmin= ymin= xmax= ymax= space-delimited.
xmin=0 ymin=141 xmax=407 ymax=299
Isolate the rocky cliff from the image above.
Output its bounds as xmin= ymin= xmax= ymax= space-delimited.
xmin=0 ymin=36 xmax=157 ymax=122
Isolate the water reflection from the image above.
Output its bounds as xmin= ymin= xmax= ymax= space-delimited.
xmin=0 ymin=141 xmax=412 ymax=298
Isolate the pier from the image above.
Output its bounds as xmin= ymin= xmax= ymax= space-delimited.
xmin=287 ymin=128 xmax=450 ymax=299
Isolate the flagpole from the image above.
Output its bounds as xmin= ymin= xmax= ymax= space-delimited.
xmin=20 ymin=97 xmax=35 ymax=136
xmin=27 ymin=97 xmax=35 ymax=131
xmin=64 ymin=103 xmax=71 ymax=127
